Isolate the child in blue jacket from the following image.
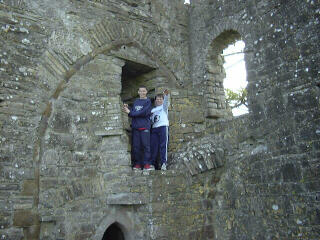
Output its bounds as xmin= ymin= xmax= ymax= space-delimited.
xmin=123 ymin=86 xmax=153 ymax=171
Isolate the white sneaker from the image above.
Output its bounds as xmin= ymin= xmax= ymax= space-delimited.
xmin=161 ymin=163 xmax=167 ymax=171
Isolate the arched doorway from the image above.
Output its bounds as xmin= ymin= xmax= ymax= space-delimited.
xmin=102 ymin=222 xmax=125 ymax=240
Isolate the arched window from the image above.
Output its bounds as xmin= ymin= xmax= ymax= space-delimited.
xmin=102 ymin=222 xmax=125 ymax=240
xmin=205 ymin=30 xmax=248 ymax=118
xmin=223 ymin=40 xmax=248 ymax=116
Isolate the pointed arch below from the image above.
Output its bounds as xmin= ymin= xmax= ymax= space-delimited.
xmin=102 ymin=222 xmax=125 ymax=240
xmin=93 ymin=209 xmax=138 ymax=240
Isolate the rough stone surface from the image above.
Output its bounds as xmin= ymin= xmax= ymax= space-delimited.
xmin=0 ymin=0 xmax=319 ymax=239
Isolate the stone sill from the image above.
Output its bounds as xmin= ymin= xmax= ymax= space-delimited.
xmin=106 ymin=192 xmax=147 ymax=205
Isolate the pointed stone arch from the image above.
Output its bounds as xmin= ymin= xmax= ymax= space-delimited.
xmin=41 ymin=19 xmax=183 ymax=87
xmin=102 ymin=222 xmax=125 ymax=240
xmin=93 ymin=208 xmax=137 ymax=240
xmin=33 ymin=19 xmax=185 ymax=215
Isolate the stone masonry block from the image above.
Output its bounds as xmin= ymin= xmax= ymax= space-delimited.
xmin=106 ymin=192 xmax=147 ymax=205
xmin=13 ymin=210 xmax=39 ymax=227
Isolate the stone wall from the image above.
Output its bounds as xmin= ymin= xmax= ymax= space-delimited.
xmin=0 ymin=0 xmax=319 ymax=239
xmin=0 ymin=0 xmax=194 ymax=239
xmin=188 ymin=0 xmax=320 ymax=239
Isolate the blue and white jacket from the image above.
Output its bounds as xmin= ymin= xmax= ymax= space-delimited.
xmin=151 ymin=95 xmax=169 ymax=128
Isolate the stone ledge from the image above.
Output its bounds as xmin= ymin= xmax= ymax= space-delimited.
xmin=172 ymin=136 xmax=226 ymax=176
xmin=106 ymin=192 xmax=147 ymax=205
xmin=131 ymin=169 xmax=184 ymax=177
xmin=95 ymin=129 xmax=123 ymax=136
xmin=206 ymin=108 xmax=230 ymax=118
xmin=40 ymin=215 xmax=56 ymax=223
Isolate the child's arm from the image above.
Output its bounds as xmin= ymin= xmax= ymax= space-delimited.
xmin=129 ymin=100 xmax=151 ymax=117
xmin=163 ymin=89 xmax=170 ymax=113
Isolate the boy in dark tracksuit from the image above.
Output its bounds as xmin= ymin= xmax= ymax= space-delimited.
xmin=123 ymin=86 xmax=153 ymax=171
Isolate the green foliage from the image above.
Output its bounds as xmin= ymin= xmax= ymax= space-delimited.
xmin=225 ymin=88 xmax=248 ymax=109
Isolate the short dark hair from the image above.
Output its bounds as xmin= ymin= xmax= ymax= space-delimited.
xmin=138 ymin=86 xmax=147 ymax=91
xmin=155 ymin=93 xmax=164 ymax=100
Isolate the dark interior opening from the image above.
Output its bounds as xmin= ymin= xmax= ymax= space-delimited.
xmin=120 ymin=59 xmax=156 ymax=167
xmin=102 ymin=223 xmax=125 ymax=240
xmin=120 ymin=59 xmax=155 ymax=105
xmin=122 ymin=60 xmax=154 ymax=79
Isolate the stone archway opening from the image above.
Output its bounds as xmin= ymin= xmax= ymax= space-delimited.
xmin=205 ymin=30 xmax=247 ymax=119
xmin=102 ymin=222 xmax=125 ymax=240
xmin=119 ymin=58 xmax=157 ymax=166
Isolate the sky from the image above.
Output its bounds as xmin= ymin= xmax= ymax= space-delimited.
xmin=223 ymin=41 xmax=248 ymax=116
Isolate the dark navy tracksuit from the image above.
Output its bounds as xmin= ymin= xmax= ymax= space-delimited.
xmin=128 ymin=98 xmax=152 ymax=166
xmin=150 ymin=126 xmax=169 ymax=167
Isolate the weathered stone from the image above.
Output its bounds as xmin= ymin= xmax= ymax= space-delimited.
xmin=181 ymin=109 xmax=205 ymax=123
xmin=13 ymin=210 xmax=39 ymax=227
xmin=50 ymin=111 xmax=71 ymax=133
xmin=106 ymin=192 xmax=147 ymax=205
xmin=94 ymin=128 xmax=123 ymax=136
xmin=1 ymin=0 xmax=319 ymax=239
xmin=0 ymin=183 xmax=19 ymax=191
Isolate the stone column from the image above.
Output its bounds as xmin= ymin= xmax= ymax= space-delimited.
xmin=93 ymin=55 xmax=133 ymax=174
xmin=205 ymin=55 xmax=232 ymax=118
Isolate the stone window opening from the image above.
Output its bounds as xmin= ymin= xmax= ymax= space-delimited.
xmin=222 ymin=40 xmax=248 ymax=116
xmin=102 ymin=222 xmax=125 ymax=240
xmin=205 ymin=30 xmax=248 ymax=119
xmin=184 ymin=0 xmax=190 ymax=5
xmin=120 ymin=59 xmax=157 ymax=165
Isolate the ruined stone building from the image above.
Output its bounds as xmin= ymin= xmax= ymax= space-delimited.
xmin=0 ymin=0 xmax=319 ymax=239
